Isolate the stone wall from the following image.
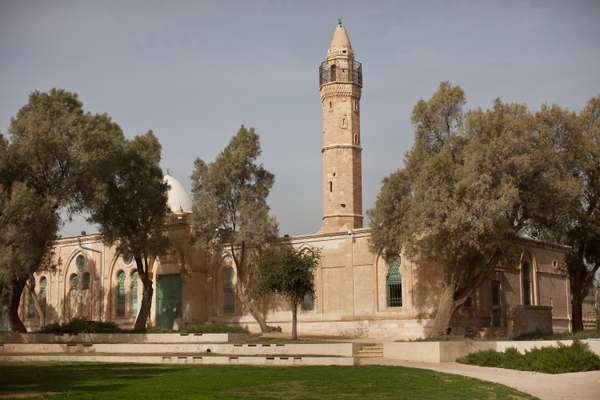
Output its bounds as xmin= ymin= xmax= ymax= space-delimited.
xmin=507 ymin=305 xmax=552 ymax=338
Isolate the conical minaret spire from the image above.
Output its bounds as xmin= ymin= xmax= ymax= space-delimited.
xmin=318 ymin=22 xmax=363 ymax=233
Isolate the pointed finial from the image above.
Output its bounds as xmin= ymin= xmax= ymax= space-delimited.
xmin=338 ymin=18 xmax=342 ymax=26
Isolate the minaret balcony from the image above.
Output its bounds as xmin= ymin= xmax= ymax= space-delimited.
xmin=319 ymin=60 xmax=362 ymax=88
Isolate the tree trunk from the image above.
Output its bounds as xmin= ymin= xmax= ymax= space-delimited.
xmin=291 ymin=300 xmax=298 ymax=340
xmin=134 ymin=276 xmax=153 ymax=332
xmin=571 ymin=293 xmax=584 ymax=333
xmin=430 ymin=284 xmax=457 ymax=337
xmin=28 ymin=282 xmax=46 ymax=329
xmin=246 ymin=300 xmax=269 ymax=333
xmin=8 ymin=282 xmax=27 ymax=333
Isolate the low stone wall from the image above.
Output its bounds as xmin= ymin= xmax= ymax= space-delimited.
xmin=237 ymin=318 xmax=430 ymax=340
xmin=383 ymin=341 xmax=496 ymax=363
xmin=507 ymin=305 xmax=552 ymax=338
xmin=384 ymin=339 xmax=600 ymax=363
xmin=0 ymin=342 xmax=354 ymax=357
xmin=0 ymin=354 xmax=355 ymax=366
xmin=0 ymin=332 xmax=230 ymax=344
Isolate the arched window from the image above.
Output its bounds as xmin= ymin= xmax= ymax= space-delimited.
xmin=39 ymin=276 xmax=47 ymax=316
xmin=301 ymin=293 xmax=314 ymax=311
xmin=69 ymin=273 xmax=79 ymax=291
xmin=81 ymin=272 xmax=91 ymax=290
xmin=223 ymin=267 xmax=235 ymax=314
xmin=386 ymin=257 xmax=402 ymax=307
xmin=522 ymin=261 xmax=532 ymax=306
xmin=491 ymin=280 xmax=502 ymax=327
xmin=116 ymin=270 xmax=126 ymax=317
xmin=27 ymin=290 xmax=35 ymax=320
xmin=330 ymin=64 xmax=336 ymax=81
xmin=301 ymin=265 xmax=315 ymax=311
xmin=130 ymin=270 xmax=138 ymax=318
xmin=75 ymin=254 xmax=86 ymax=271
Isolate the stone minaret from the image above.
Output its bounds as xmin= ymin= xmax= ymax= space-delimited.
xmin=319 ymin=22 xmax=363 ymax=233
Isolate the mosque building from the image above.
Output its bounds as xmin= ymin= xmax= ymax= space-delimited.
xmin=13 ymin=23 xmax=571 ymax=339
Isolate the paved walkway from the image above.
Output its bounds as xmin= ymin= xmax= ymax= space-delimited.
xmin=360 ymin=358 xmax=600 ymax=400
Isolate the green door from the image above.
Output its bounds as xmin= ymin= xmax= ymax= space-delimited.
xmin=156 ymin=274 xmax=182 ymax=331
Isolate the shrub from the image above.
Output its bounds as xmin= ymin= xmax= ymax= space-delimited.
xmin=514 ymin=329 xmax=599 ymax=341
xmin=142 ymin=322 xmax=249 ymax=334
xmin=457 ymin=340 xmax=600 ymax=373
xmin=41 ymin=319 xmax=122 ymax=334
xmin=181 ymin=322 xmax=249 ymax=334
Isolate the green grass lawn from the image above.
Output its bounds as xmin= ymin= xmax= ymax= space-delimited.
xmin=0 ymin=362 xmax=536 ymax=400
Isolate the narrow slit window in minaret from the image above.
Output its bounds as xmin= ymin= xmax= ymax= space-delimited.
xmin=330 ymin=64 xmax=336 ymax=81
xmin=329 ymin=181 xmax=333 ymax=192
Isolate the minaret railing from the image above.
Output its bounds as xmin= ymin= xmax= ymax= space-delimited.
xmin=319 ymin=60 xmax=362 ymax=87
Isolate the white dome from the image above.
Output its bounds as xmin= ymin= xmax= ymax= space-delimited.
xmin=164 ymin=174 xmax=193 ymax=214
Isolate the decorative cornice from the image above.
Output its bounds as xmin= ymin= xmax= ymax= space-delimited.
xmin=323 ymin=213 xmax=364 ymax=219
xmin=320 ymin=83 xmax=361 ymax=99
xmin=322 ymin=144 xmax=362 ymax=153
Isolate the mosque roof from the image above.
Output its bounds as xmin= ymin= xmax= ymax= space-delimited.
xmin=164 ymin=174 xmax=193 ymax=214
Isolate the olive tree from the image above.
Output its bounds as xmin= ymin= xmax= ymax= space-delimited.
xmin=257 ymin=245 xmax=319 ymax=340
xmin=191 ymin=126 xmax=278 ymax=332
xmin=535 ymin=97 xmax=600 ymax=331
xmin=85 ymin=131 xmax=169 ymax=331
xmin=369 ymin=83 xmax=564 ymax=336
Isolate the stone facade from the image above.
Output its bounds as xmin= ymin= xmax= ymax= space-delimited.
xmin=507 ymin=305 xmax=553 ymax=338
xmin=9 ymin=23 xmax=573 ymax=339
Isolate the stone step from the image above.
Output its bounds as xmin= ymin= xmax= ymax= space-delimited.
xmin=354 ymin=343 xmax=383 ymax=358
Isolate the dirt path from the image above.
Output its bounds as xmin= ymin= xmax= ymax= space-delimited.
xmin=360 ymin=358 xmax=600 ymax=400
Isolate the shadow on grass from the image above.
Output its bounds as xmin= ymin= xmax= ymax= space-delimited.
xmin=0 ymin=363 xmax=182 ymax=396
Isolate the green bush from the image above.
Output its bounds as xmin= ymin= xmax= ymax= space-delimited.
xmin=42 ymin=319 xmax=122 ymax=334
xmin=143 ymin=322 xmax=249 ymax=334
xmin=181 ymin=322 xmax=248 ymax=334
xmin=457 ymin=340 xmax=600 ymax=373
xmin=514 ymin=329 xmax=599 ymax=341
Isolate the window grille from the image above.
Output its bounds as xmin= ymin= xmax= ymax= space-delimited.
xmin=224 ymin=268 xmax=235 ymax=314
xmin=27 ymin=290 xmax=35 ymax=320
xmin=301 ymin=293 xmax=314 ymax=311
xmin=82 ymin=272 xmax=91 ymax=290
xmin=39 ymin=277 xmax=47 ymax=316
xmin=116 ymin=271 xmax=126 ymax=317
xmin=491 ymin=280 xmax=502 ymax=327
xmin=386 ymin=257 xmax=402 ymax=307
xmin=522 ymin=262 xmax=532 ymax=305
xmin=130 ymin=270 xmax=138 ymax=317
xmin=70 ymin=273 xmax=79 ymax=291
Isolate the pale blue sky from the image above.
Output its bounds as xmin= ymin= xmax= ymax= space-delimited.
xmin=1 ymin=0 xmax=599 ymax=237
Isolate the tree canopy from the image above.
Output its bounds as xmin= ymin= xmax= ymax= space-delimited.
xmin=369 ymin=82 xmax=568 ymax=336
xmin=84 ymin=131 xmax=169 ymax=331
xmin=257 ymin=244 xmax=319 ymax=340
xmin=0 ymin=88 xmax=167 ymax=332
xmin=191 ymin=126 xmax=278 ymax=332
xmin=534 ymin=96 xmax=600 ymax=331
